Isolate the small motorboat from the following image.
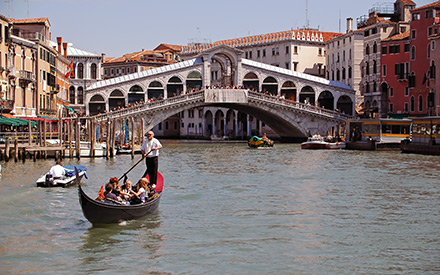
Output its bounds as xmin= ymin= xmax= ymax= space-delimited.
xmin=325 ymin=141 xmax=346 ymax=149
xmin=301 ymin=135 xmax=328 ymax=149
xmin=77 ymin=170 xmax=163 ymax=225
xmin=36 ymin=165 xmax=88 ymax=188
xmin=248 ymin=136 xmax=274 ymax=148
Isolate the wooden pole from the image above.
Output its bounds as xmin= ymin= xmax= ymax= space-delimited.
xmin=141 ymin=117 xmax=145 ymax=145
xmin=75 ymin=117 xmax=81 ymax=159
xmin=14 ymin=139 xmax=18 ymax=162
xmin=5 ymin=138 xmax=9 ymax=161
xmin=39 ymin=120 xmax=43 ymax=146
xmin=106 ymin=119 xmax=110 ymax=159
xmin=69 ymin=119 xmax=73 ymax=158
xmin=43 ymin=118 xmax=47 ymax=146
xmin=28 ymin=120 xmax=32 ymax=146
xmin=49 ymin=122 xmax=52 ymax=140
xmin=130 ymin=117 xmax=135 ymax=159
xmin=111 ymin=119 xmax=116 ymax=157
xmin=90 ymin=119 xmax=95 ymax=158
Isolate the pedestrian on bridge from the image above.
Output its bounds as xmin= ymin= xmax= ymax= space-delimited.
xmin=141 ymin=130 xmax=162 ymax=187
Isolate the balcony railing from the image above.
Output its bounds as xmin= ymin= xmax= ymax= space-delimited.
xmin=0 ymin=99 xmax=14 ymax=113
xmin=18 ymin=70 xmax=36 ymax=82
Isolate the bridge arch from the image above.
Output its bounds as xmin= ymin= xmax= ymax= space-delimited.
xmin=262 ymin=76 xmax=278 ymax=95
xmin=214 ymin=109 xmax=225 ymax=136
xmin=109 ymin=89 xmax=125 ymax=111
xmin=89 ymin=94 xmax=106 ymax=115
xmin=225 ymin=109 xmax=236 ymax=137
xmin=299 ymin=86 xmax=315 ymax=105
xmin=128 ymin=85 xmax=144 ymax=104
xmin=281 ymin=81 xmax=297 ymax=101
xmin=147 ymin=81 xmax=164 ymax=100
xmin=318 ymin=90 xmax=334 ymax=110
xmin=243 ymin=71 xmax=260 ymax=90
xmin=167 ymin=76 xmax=184 ymax=98
xmin=186 ymin=71 xmax=202 ymax=91
xmin=337 ymin=95 xmax=354 ymax=115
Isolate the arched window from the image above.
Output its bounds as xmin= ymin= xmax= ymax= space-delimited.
xmin=78 ymin=87 xmax=84 ymax=104
xmin=411 ymin=46 xmax=416 ymax=60
xmin=366 ymin=44 xmax=370 ymax=55
xmin=410 ymin=96 xmax=415 ymax=112
xmin=77 ymin=63 xmax=84 ymax=79
xmin=69 ymin=86 xmax=75 ymax=104
xmin=418 ymin=95 xmax=423 ymax=112
xmin=91 ymin=63 xmax=97 ymax=79
xmin=373 ymin=42 xmax=377 ymax=53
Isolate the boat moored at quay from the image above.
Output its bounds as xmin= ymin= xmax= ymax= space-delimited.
xmin=401 ymin=117 xmax=440 ymax=156
xmin=345 ymin=119 xmax=411 ymax=151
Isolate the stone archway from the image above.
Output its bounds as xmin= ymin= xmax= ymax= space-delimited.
xmin=337 ymin=95 xmax=353 ymax=115
xmin=214 ymin=109 xmax=225 ymax=136
xmin=318 ymin=90 xmax=334 ymax=110
xmin=281 ymin=81 xmax=296 ymax=101
xmin=148 ymin=81 xmax=164 ymax=100
xmin=89 ymin=94 xmax=106 ymax=115
xmin=204 ymin=110 xmax=213 ymax=136
xmin=109 ymin=89 xmax=125 ymax=111
xmin=167 ymin=76 xmax=183 ymax=98
xmin=243 ymin=72 xmax=259 ymax=90
xmin=299 ymin=86 xmax=315 ymax=105
xmin=208 ymin=48 xmax=238 ymax=87
xmin=262 ymin=76 xmax=278 ymax=95
xmin=186 ymin=71 xmax=202 ymax=91
xmin=128 ymin=85 xmax=144 ymax=103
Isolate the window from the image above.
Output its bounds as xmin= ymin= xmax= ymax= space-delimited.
xmin=372 ymin=28 xmax=377 ymax=34
xmin=285 ymin=63 xmax=289 ymax=69
xmin=404 ymin=44 xmax=410 ymax=52
xmin=418 ymin=95 xmax=423 ymax=112
xmin=257 ymin=50 xmax=260 ymax=57
xmin=404 ymin=102 xmax=409 ymax=112
xmin=348 ymin=67 xmax=352 ymax=79
xmin=286 ymin=46 xmax=289 ymax=54
xmin=276 ymin=47 xmax=279 ymax=55
xmin=249 ymin=51 xmax=252 ymax=58
xmin=426 ymin=10 xmax=433 ymax=18
xmin=293 ymin=62 xmax=298 ymax=71
xmin=428 ymin=27 xmax=433 ymax=36
xmin=77 ymin=63 xmax=84 ymax=79
xmin=272 ymin=48 xmax=275 ymax=56
xmin=389 ymin=103 xmax=394 ymax=113
xmin=319 ymin=48 xmax=322 ymax=56
xmin=382 ymin=46 xmax=387 ymax=55
xmin=411 ymin=46 xmax=416 ymax=60
xmin=263 ymin=49 xmax=266 ymax=57
xmin=405 ymin=86 xmax=409 ymax=96
xmin=373 ymin=60 xmax=377 ymax=74
xmin=364 ymin=29 xmax=369 ymax=37
xmin=383 ymin=65 xmax=387 ymax=76
xmin=366 ymin=44 xmax=370 ymax=54
xmin=245 ymin=52 xmax=248 ymax=59
xmin=343 ymin=50 xmax=345 ymax=61
xmin=104 ymin=69 xmax=107 ymax=75
xmin=91 ymin=63 xmax=97 ymax=79
xmin=412 ymin=13 xmax=420 ymax=20
xmin=390 ymin=87 xmax=394 ymax=97
xmin=366 ymin=62 xmax=370 ymax=75
xmin=111 ymin=69 xmax=114 ymax=75
xmin=411 ymin=30 xmax=416 ymax=39
xmin=122 ymin=68 xmax=125 ymax=74
xmin=349 ymin=49 xmax=352 ymax=60
xmin=337 ymin=69 xmax=340 ymax=81
xmin=342 ymin=68 xmax=346 ymax=80
xmin=294 ymin=46 xmax=298 ymax=54
xmin=373 ymin=42 xmax=377 ymax=53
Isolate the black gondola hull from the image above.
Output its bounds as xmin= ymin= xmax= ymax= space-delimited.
xmin=75 ymin=168 xmax=162 ymax=224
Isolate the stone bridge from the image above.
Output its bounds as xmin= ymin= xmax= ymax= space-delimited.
xmin=91 ymin=89 xmax=351 ymax=140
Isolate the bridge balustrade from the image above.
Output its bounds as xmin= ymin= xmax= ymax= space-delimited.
xmin=248 ymin=91 xmax=352 ymax=120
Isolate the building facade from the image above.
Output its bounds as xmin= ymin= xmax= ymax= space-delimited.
xmin=359 ymin=0 xmax=415 ymax=118
xmin=381 ymin=31 xmax=411 ymax=117
xmin=408 ymin=1 xmax=440 ymax=116
xmin=429 ymin=21 xmax=439 ymax=115
xmin=325 ymin=18 xmax=364 ymax=108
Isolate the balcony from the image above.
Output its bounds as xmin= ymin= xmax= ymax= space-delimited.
xmin=49 ymin=84 xmax=60 ymax=95
xmin=0 ymin=99 xmax=14 ymax=113
xmin=18 ymin=70 xmax=36 ymax=84
xmin=39 ymin=108 xmax=57 ymax=115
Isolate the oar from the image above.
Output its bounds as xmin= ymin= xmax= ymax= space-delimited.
xmin=118 ymin=149 xmax=152 ymax=181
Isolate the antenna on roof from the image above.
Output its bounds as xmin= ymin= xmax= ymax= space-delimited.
xmin=25 ymin=0 xmax=30 ymax=17
xmin=339 ymin=10 xmax=341 ymax=33
xmin=305 ymin=0 xmax=309 ymax=29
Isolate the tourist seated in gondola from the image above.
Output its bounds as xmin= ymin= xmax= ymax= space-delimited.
xmin=108 ymin=177 xmax=121 ymax=196
xmin=120 ymin=180 xmax=134 ymax=201
xmin=130 ymin=178 xmax=149 ymax=204
xmin=104 ymin=183 xmax=124 ymax=204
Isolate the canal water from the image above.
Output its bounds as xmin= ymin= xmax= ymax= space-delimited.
xmin=0 ymin=141 xmax=439 ymax=274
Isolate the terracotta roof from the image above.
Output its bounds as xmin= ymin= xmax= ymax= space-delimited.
xmin=181 ymin=29 xmax=343 ymax=54
xmin=104 ymin=49 xmax=175 ymax=64
xmin=400 ymin=0 xmax=416 ymax=5
xmin=412 ymin=1 xmax=440 ymax=12
xmin=154 ymin=43 xmax=183 ymax=52
xmin=10 ymin=17 xmax=50 ymax=26
xmin=383 ymin=30 xmax=410 ymax=41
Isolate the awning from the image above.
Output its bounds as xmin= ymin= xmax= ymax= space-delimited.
xmin=64 ymin=106 xmax=75 ymax=112
xmin=39 ymin=115 xmax=59 ymax=122
xmin=0 ymin=116 xmax=38 ymax=127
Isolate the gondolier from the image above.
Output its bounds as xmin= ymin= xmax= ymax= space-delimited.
xmin=141 ymin=130 xmax=162 ymax=186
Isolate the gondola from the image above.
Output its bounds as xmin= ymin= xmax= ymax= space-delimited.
xmin=75 ymin=167 xmax=163 ymax=224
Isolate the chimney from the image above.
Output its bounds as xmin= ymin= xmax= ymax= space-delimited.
xmin=57 ymin=37 xmax=62 ymax=54
xmin=63 ymin=42 xmax=68 ymax=58
xmin=101 ymin=53 xmax=106 ymax=63
xmin=346 ymin=18 xmax=353 ymax=33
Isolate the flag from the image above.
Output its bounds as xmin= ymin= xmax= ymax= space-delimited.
xmin=65 ymin=61 xmax=73 ymax=78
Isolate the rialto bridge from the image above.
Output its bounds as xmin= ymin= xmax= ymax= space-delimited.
xmin=85 ymin=45 xmax=355 ymax=140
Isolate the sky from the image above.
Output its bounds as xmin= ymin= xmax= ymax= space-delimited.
xmin=1 ymin=0 xmax=436 ymax=57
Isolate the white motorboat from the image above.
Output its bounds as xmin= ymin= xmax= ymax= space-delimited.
xmin=36 ymin=165 xmax=88 ymax=187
